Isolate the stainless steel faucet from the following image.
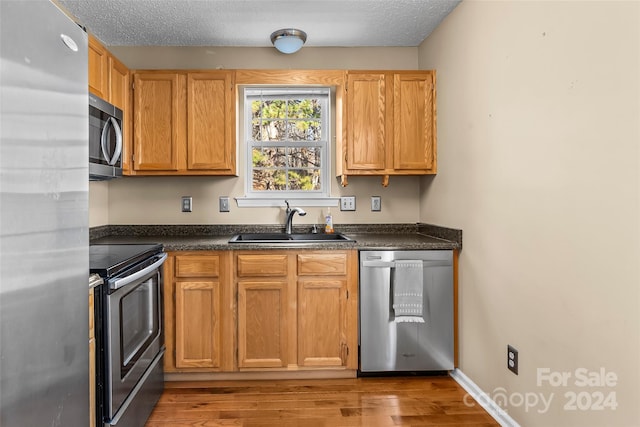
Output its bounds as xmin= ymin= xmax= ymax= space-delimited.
xmin=284 ymin=200 xmax=306 ymax=234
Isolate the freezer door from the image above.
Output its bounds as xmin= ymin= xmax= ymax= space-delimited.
xmin=359 ymin=250 xmax=454 ymax=372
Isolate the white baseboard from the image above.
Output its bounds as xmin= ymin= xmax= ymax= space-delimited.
xmin=450 ymin=368 xmax=521 ymax=427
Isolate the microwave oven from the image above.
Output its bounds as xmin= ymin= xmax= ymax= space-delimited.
xmin=89 ymin=94 xmax=123 ymax=180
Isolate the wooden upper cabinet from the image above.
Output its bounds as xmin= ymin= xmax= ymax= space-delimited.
xmin=341 ymin=70 xmax=437 ymax=186
xmin=132 ymin=72 xmax=182 ymax=171
xmin=393 ymin=72 xmax=436 ymax=171
xmin=108 ymin=56 xmax=131 ymax=173
xmin=345 ymin=73 xmax=387 ymax=171
xmin=187 ymin=72 xmax=235 ymax=172
xmin=108 ymin=56 xmax=129 ymax=111
xmin=88 ymin=36 xmax=108 ymax=99
xmin=131 ymin=70 xmax=236 ymax=175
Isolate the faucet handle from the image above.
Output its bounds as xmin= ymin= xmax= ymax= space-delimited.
xmin=284 ymin=200 xmax=290 ymax=213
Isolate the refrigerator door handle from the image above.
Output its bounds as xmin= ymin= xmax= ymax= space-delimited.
xmin=101 ymin=116 xmax=123 ymax=166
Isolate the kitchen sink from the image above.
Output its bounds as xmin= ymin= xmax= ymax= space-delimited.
xmin=228 ymin=232 xmax=355 ymax=244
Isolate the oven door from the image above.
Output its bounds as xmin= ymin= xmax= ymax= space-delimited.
xmin=105 ymin=253 xmax=166 ymax=421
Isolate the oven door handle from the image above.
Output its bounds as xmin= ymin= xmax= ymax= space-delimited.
xmin=110 ymin=253 xmax=167 ymax=291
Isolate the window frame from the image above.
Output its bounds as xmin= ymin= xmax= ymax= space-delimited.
xmin=242 ymin=86 xmax=332 ymax=202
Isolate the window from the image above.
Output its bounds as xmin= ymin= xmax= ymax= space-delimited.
xmin=243 ymin=87 xmax=331 ymax=201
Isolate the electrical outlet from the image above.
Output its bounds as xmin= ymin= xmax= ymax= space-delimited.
xmin=371 ymin=196 xmax=381 ymax=211
xmin=219 ymin=196 xmax=230 ymax=212
xmin=181 ymin=196 xmax=192 ymax=212
xmin=508 ymin=345 xmax=518 ymax=375
xmin=340 ymin=196 xmax=356 ymax=211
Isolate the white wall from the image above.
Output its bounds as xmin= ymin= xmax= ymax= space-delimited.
xmin=418 ymin=1 xmax=640 ymax=425
xmin=90 ymin=47 xmax=422 ymax=227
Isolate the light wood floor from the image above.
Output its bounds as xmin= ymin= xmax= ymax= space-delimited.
xmin=145 ymin=376 xmax=499 ymax=427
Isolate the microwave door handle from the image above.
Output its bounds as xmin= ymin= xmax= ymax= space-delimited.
xmin=101 ymin=117 xmax=123 ymax=165
xmin=109 ymin=117 xmax=123 ymax=165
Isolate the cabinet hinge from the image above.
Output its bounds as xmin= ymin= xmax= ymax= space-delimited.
xmin=131 ymin=81 xmax=135 ymax=90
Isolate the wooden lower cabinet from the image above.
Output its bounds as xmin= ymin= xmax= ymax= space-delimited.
xmin=175 ymin=280 xmax=221 ymax=369
xmin=164 ymin=249 xmax=358 ymax=376
xmin=164 ymin=251 xmax=234 ymax=372
xmin=297 ymin=278 xmax=349 ymax=368
xmin=237 ymin=280 xmax=289 ymax=368
xmin=235 ymin=250 xmax=358 ymax=371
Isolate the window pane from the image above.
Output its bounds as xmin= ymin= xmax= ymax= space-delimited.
xmin=260 ymin=120 xmax=285 ymax=141
xmin=252 ymin=147 xmax=287 ymax=168
xmin=251 ymin=119 xmax=261 ymax=141
xmin=288 ymin=147 xmax=321 ymax=168
xmin=253 ymin=169 xmax=287 ymax=191
xmin=262 ymin=100 xmax=287 ymax=119
xmin=287 ymin=120 xmax=321 ymax=141
xmin=287 ymin=99 xmax=322 ymax=119
xmin=288 ymin=169 xmax=321 ymax=191
xmin=251 ymin=100 xmax=263 ymax=120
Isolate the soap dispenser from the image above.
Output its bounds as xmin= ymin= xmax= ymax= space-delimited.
xmin=325 ymin=208 xmax=334 ymax=234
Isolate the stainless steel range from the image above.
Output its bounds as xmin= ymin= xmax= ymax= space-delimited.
xmin=90 ymin=244 xmax=167 ymax=427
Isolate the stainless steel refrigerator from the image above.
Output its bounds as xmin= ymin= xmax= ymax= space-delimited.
xmin=0 ymin=1 xmax=89 ymax=425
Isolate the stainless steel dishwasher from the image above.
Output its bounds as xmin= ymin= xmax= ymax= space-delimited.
xmin=359 ymin=250 xmax=454 ymax=373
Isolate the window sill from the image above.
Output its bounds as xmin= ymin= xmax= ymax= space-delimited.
xmin=235 ymin=197 xmax=340 ymax=208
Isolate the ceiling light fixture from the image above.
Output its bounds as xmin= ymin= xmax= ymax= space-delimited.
xmin=270 ymin=28 xmax=307 ymax=54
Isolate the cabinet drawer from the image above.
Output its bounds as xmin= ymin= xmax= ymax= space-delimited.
xmin=297 ymin=253 xmax=348 ymax=276
xmin=175 ymin=255 xmax=220 ymax=278
xmin=237 ymin=254 xmax=288 ymax=277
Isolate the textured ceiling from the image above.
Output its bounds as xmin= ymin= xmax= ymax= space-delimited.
xmin=57 ymin=0 xmax=461 ymax=48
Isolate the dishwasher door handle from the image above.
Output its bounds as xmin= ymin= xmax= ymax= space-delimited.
xmin=362 ymin=259 xmax=452 ymax=268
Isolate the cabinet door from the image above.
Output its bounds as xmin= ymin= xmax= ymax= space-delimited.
xmin=393 ymin=72 xmax=436 ymax=172
xmin=175 ymin=281 xmax=221 ymax=369
xmin=187 ymin=72 xmax=236 ymax=173
xmin=108 ymin=56 xmax=129 ymax=111
xmin=346 ymin=73 xmax=387 ymax=170
xmin=88 ymin=36 xmax=108 ymax=99
xmin=237 ymin=281 xmax=288 ymax=368
xmin=297 ymin=279 xmax=348 ymax=367
xmin=109 ymin=57 xmax=131 ymax=173
xmin=133 ymin=73 xmax=182 ymax=171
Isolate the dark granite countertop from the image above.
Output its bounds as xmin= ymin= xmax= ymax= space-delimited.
xmin=90 ymin=223 xmax=462 ymax=252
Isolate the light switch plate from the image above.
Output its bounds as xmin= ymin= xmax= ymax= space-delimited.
xmin=219 ymin=196 xmax=230 ymax=212
xmin=340 ymin=196 xmax=356 ymax=211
